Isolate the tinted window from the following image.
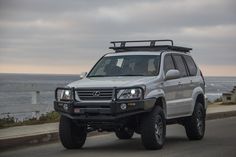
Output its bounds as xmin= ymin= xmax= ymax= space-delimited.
xmin=164 ymin=54 xmax=175 ymax=74
xmin=183 ymin=55 xmax=197 ymax=76
xmin=173 ymin=55 xmax=188 ymax=77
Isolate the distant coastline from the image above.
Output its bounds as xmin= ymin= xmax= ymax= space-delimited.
xmin=1 ymin=72 xmax=236 ymax=77
xmin=0 ymin=73 xmax=235 ymax=120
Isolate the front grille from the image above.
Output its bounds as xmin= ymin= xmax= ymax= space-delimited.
xmin=76 ymin=88 xmax=113 ymax=101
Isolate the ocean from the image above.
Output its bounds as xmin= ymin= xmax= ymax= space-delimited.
xmin=0 ymin=73 xmax=236 ymax=120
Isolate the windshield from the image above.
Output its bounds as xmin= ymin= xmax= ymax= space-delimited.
xmin=88 ymin=55 xmax=160 ymax=77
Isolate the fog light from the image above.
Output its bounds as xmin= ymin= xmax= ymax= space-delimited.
xmin=120 ymin=103 xmax=127 ymax=110
xmin=63 ymin=104 xmax=69 ymax=110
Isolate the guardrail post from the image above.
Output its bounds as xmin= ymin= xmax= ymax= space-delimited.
xmin=32 ymin=91 xmax=40 ymax=105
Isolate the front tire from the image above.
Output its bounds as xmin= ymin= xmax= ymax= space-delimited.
xmin=184 ymin=102 xmax=205 ymax=140
xmin=141 ymin=106 xmax=166 ymax=150
xmin=59 ymin=115 xmax=87 ymax=149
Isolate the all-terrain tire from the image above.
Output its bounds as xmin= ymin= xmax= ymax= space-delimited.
xmin=115 ymin=127 xmax=134 ymax=139
xmin=59 ymin=115 xmax=87 ymax=149
xmin=141 ymin=106 xmax=166 ymax=150
xmin=184 ymin=102 xmax=205 ymax=140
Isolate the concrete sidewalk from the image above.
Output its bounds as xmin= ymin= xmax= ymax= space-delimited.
xmin=1 ymin=104 xmax=236 ymax=149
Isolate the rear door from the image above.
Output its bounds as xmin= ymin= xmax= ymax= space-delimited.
xmin=182 ymin=55 xmax=199 ymax=111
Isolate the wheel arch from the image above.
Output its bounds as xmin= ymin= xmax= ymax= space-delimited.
xmin=154 ymin=97 xmax=167 ymax=119
xmin=145 ymin=89 xmax=167 ymax=118
xmin=196 ymin=94 xmax=205 ymax=109
xmin=192 ymin=87 xmax=207 ymax=113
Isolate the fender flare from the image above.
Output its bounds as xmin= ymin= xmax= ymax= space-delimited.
xmin=191 ymin=87 xmax=206 ymax=113
xmin=145 ymin=89 xmax=167 ymax=118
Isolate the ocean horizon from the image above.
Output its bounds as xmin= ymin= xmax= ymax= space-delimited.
xmin=0 ymin=73 xmax=236 ymax=120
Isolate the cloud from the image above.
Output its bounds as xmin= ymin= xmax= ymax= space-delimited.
xmin=0 ymin=0 xmax=235 ymax=75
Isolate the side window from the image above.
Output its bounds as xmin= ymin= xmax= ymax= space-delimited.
xmin=164 ymin=54 xmax=175 ymax=74
xmin=183 ymin=55 xmax=197 ymax=76
xmin=172 ymin=54 xmax=188 ymax=77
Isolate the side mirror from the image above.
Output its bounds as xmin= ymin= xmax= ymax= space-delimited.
xmin=165 ymin=69 xmax=181 ymax=80
xmin=79 ymin=72 xmax=87 ymax=79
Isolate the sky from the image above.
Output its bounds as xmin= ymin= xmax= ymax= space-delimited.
xmin=0 ymin=0 xmax=236 ymax=76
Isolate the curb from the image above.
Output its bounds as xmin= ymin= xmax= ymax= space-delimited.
xmin=0 ymin=132 xmax=58 ymax=150
xmin=1 ymin=110 xmax=236 ymax=150
xmin=206 ymin=110 xmax=236 ymax=120
xmin=0 ymin=130 xmax=107 ymax=150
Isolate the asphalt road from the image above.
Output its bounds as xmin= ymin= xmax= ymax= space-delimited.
xmin=1 ymin=117 xmax=236 ymax=157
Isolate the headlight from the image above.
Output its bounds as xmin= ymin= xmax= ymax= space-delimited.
xmin=61 ymin=90 xmax=72 ymax=100
xmin=117 ymin=88 xmax=143 ymax=100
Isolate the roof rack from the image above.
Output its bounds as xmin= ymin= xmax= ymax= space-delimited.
xmin=109 ymin=40 xmax=192 ymax=53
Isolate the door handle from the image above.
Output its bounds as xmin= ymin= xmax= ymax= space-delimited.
xmin=178 ymin=82 xmax=182 ymax=86
xmin=190 ymin=80 xmax=195 ymax=87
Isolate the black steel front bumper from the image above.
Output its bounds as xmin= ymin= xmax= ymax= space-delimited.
xmin=54 ymin=99 xmax=156 ymax=121
xmin=54 ymin=87 xmax=156 ymax=121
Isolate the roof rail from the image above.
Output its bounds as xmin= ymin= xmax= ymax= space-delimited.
xmin=109 ymin=39 xmax=192 ymax=53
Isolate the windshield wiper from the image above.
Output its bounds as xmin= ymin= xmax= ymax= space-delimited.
xmin=87 ymin=75 xmax=107 ymax=77
xmin=119 ymin=74 xmax=145 ymax=76
xmin=88 ymin=74 xmax=146 ymax=77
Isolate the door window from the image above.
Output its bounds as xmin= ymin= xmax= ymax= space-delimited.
xmin=164 ymin=54 xmax=175 ymax=74
xmin=173 ymin=54 xmax=188 ymax=77
xmin=183 ymin=55 xmax=197 ymax=76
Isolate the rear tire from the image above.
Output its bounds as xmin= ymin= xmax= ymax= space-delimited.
xmin=59 ymin=115 xmax=87 ymax=149
xmin=184 ymin=102 xmax=205 ymax=140
xmin=141 ymin=106 xmax=166 ymax=150
xmin=115 ymin=127 xmax=134 ymax=139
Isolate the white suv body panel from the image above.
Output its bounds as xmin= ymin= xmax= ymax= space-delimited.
xmin=159 ymin=51 xmax=206 ymax=119
xmin=67 ymin=50 xmax=207 ymax=120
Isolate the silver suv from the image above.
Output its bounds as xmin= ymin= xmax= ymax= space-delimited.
xmin=54 ymin=40 xmax=207 ymax=150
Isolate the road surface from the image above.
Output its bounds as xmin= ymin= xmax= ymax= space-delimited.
xmin=1 ymin=117 xmax=236 ymax=157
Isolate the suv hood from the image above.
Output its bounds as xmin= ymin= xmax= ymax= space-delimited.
xmin=68 ymin=76 xmax=155 ymax=88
